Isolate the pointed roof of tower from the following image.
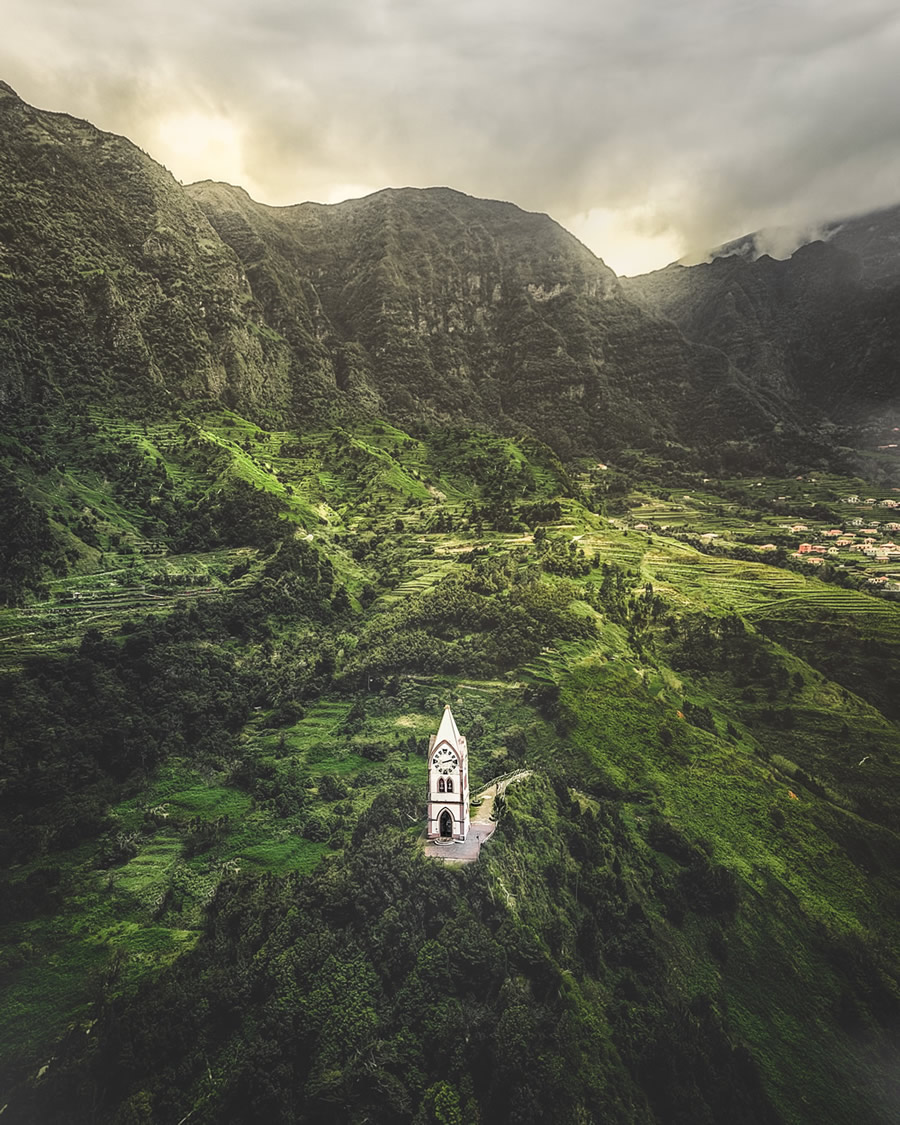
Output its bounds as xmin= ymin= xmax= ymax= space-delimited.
xmin=434 ymin=703 xmax=465 ymax=751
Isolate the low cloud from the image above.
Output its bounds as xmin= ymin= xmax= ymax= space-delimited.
xmin=752 ymin=224 xmax=830 ymax=261
xmin=3 ymin=0 xmax=900 ymax=273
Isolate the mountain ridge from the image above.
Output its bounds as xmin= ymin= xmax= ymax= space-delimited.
xmin=691 ymin=198 xmax=900 ymax=285
xmin=623 ymin=212 xmax=900 ymax=431
xmin=0 ymin=82 xmax=798 ymax=459
xmin=187 ymin=176 xmax=796 ymax=454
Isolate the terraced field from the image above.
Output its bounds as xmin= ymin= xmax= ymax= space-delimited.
xmin=283 ymin=698 xmax=354 ymax=749
xmin=643 ymin=551 xmax=811 ymax=611
xmin=0 ymin=549 xmax=250 ymax=670
xmin=4 ymin=404 xmax=900 ymax=1125
xmin=628 ymin=493 xmax=753 ymax=534
xmin=747 ymin=586 xmax=900 ymax=624
xmin=375 ymin=557 xmax=456 ymax=607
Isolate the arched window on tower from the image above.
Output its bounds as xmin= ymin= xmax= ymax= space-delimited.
xmin=447 ymin=778 xmax=454 ymax=793
xmin=438 ymin=777 xmax=445 ymax=792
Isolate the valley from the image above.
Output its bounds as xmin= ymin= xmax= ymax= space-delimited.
xmin=1 ymin=400 xmax=898 ymax=1124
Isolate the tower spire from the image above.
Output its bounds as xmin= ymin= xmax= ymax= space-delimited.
xmin=426 ymin=705 xmax=470 ymax=841
xmin=434 ymin=703 xmax=463 ymax=751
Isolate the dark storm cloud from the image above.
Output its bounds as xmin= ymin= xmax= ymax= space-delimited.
xmin=4 ymin=0 xmax=900 ymax=271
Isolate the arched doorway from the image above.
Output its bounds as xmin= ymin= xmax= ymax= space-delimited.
xmin=439 ymin=810 xmax=453 ymax=838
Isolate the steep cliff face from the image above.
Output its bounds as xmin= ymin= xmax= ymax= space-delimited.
xmin=623 ymin=209 xmax=900 ymax=426
xmin=0 ymin=83 xmax=336 ymax=420
xmin=190 ymin=180 xmax=781 ymax=452
xmin=0 ymin=82 xmax=790 ymax=452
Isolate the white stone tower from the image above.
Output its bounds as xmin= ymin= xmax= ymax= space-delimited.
xmin=426 ymin=705 xmax=470 ymax=841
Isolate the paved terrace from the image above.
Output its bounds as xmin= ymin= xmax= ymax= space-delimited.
xmin=423 ymin=770 xmax=532 ymax=864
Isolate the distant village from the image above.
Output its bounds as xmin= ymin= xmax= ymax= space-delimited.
xmin=630 ymin=488 xmax=900 ymax=594
xmin=783 ymin=494 xmax=900 ymax=588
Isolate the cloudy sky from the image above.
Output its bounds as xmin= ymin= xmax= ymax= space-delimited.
xmin=4 ymin=0 xmax=900 ymax=274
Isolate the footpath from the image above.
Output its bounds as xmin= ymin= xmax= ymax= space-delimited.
xmin=422 ymin=769 xmax=531 ymax=864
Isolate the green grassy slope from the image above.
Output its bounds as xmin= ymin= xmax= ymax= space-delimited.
xmin=0 ymin=407 xmax=898 ymax=1124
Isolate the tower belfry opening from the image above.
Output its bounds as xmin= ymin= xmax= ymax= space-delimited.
xmin=426 ymin=705 xmax=470 ymax=842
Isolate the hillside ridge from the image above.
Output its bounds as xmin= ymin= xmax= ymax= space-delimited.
xmin=1 ymin=82 xmax=798 ymax=458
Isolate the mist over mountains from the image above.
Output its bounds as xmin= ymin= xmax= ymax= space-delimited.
xmin=624 ymin=202 xmax=900 ymax=432
xmin=8 ymin=79 xmax=899 ymax=464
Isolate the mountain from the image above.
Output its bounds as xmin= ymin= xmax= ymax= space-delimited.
xmin=187 ymin=180 xmax=791 ymax=454
xmin=0 ymin=82 xmax=789 ymax=458
xmin=701 ymin=202 xmax=900 ymax=286
xmin=622 ymin=203 xmax=900 ymax=430
xmin=0 ymin=81 xmax=335 ymax=419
